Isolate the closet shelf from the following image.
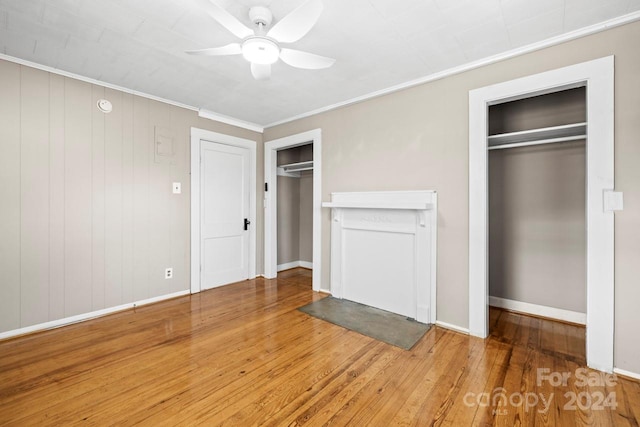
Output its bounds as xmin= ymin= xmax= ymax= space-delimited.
xmin=280 ymin=160 xmax=313 ymax=172
xmin=488 ymin=122 xmax=586 ymax=151
xmin=277 ymin=160 xmax=313 ymax=177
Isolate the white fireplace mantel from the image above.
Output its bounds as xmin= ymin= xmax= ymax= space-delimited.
xmin=322 ymin=191 xmax=437 ymax=324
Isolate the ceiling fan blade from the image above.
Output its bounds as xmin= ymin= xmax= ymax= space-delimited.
xmin=203 ymin=0 xmax=254 ymax=39
xmin=279 ymin=48 xmax=335 ymax=70
xmin=251 ymin=62 xmax=271 ymax=80
xmin=266 ymin=0 xmax=323 ymax=43
xmin=185 ymin=43 xmax=242 ymax=56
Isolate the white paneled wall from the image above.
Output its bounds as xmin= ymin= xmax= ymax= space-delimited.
xmin=0 ymin=59 xmax=261 ymax=334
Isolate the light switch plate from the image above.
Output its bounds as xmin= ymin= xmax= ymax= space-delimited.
xmin=604 ymin=191 xmax=623 ymax=211
xmin=172 ymin=182 xmax=181 ymax=194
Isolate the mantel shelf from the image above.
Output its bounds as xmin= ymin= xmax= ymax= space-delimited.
xmin=322 ymin=201 xmax=433 ymax=210
xmin=488 ymin=122 xmax=586 ymax=150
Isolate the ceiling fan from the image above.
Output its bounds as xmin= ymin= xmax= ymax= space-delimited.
xmin=187 ymin=0 xmax=335 ymax=80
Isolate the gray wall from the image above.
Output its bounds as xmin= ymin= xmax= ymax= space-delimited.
xmin=299 ymin=172 xmax=313 ymax=263
xmin=488 ymin=87 xmax=586 ymax=134
xmin=0 ymin=59 xmax=261 ymax=333
xmin=298 ymin=143 xmax=314 ymax=264
xmin=489 ymin=141 xmax=586 ymax=312
xmin=263 ymin=21 xmax=640 ymax=374
xmin=277 ymin=175 xmax=300 ymax=265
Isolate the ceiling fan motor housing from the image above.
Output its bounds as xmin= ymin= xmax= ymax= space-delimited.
xmin=249 ymin=6 xmax=273 ymax=27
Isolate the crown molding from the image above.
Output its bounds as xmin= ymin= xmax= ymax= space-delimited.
xmin=2 ymin=9 xmax=639 ymax=133
xmin=264 ymin=10 xmax=640 ymax=129
xmin=198 ymin=109 xmax=263 ymax=133
xmin=0 ymin=53 xmax=263 ymax=134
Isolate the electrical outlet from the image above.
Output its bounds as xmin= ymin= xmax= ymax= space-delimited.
xmin=165 ymin=268 xmax=173 ymax=279
xmin=172 ymin=182 xmax=181 ymax=194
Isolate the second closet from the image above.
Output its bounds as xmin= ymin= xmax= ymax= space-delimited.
xmin=276 ymin=144 xmax=314 ymax=273
xmin=488 ymin=87 xmax=587 ymax=324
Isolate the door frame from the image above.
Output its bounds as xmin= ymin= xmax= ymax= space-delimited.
xmin=468 ymin=56 xmax=615 ymax=372
xmin=264 ymin=129 xmax=322 ymax=292
xmin=190 ymin=127 xmax=257 ymax=294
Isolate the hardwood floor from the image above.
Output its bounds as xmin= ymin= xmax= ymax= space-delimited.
xmin=1 ymin=268 xmax=638 ymax=426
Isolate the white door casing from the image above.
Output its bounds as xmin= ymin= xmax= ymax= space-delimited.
xmin=191 ymin=128 xmax=257 ymax=294
xmin=200 ymin=141 xmax=250 ymax=289
xmin=264 ymin=129 xmax=322 ymax=292
xmin=468 ymin=56 xmax=615 ymax=372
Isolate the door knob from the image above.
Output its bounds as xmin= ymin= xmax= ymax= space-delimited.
xmin=244 ymin=218 xmax=251 ymax=230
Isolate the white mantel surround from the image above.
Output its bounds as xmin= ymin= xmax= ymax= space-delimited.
xmin=322 ymin=191 xmax=437 ymax=324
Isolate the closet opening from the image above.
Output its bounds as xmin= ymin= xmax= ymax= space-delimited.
xmin=275 ymin=144 xmax=314 ymax=278
xmin=469 ymin=57 xmax=615 ymax=372
xmin=264 ymin=128 xmax=323 ymax=292
xmin=487 ymin=87 xmax=587 ymax=359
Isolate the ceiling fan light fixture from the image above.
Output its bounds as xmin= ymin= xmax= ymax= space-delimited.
xmin=188 ymin=0 xmax=335 ymax=78
xmin=242 ymin=37 xmax=279 ymax=65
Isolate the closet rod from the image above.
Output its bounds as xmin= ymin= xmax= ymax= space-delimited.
xmin=488 ymin=135 xmax=586 ymax=151
xmin=280 ymin=160 xmax=313 ymax=172
xmin=284 ymin=166 xmax=313 ymax=172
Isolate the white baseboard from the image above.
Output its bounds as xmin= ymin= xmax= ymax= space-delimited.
xmin=0 ymin=290 xmax=190 ymax=341
xmin=277 ymin=260 xmax=313 ymax=272
xmin=277 ymin=261 xmax=300 ymax=271
xmin=435 ymin=320 xmax=470 ymax=335
xmin=489 ymin=296 xmax=586 ymax=325
xmin=614 ymin=367 xmax=640 ymax=381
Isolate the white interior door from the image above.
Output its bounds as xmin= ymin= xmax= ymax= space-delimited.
xmin=200 ymin=140 xmax=250 ymax=290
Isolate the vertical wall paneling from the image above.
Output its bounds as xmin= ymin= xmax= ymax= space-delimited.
xmin=49 ymin=73 xmax=66 ymax=321
xmin=64 ymin=78 xmax=93 ymax=317
xmin=20 ymin=66 xmax=50 ymax=326
xmin=169 ymin=108 xmax=187 ymax=293
xmin=0 ymin=59 xmax=262 ymax=335
xmin=104 ymin=88 xmax=124 ymax=308
xmin=148 ymin=102 xmax=173 ymax=296
xmin=177 ymin=108 xmax=192 ymax=290
xmin=121 ymin=93 xmax=134 ymax=303
xmin=91 ymin=85 xmax=106 ymax=311
xmin=0 ymin=61 xmax=21 ymax=330
xmin=132 ymin=96 xmax=150 ymax=302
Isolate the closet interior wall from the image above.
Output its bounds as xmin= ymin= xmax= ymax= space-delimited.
xmin=277 ymin=144 xmax=313 ymax=270
xmin=488 ymin=88 xmax=587 ymax=316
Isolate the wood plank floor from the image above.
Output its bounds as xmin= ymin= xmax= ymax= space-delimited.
xmin=1 ymin=268 xmax=638 ymax=426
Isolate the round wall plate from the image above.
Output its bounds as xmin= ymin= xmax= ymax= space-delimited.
xmin=97 ymin=99 xmax=112 ymax=113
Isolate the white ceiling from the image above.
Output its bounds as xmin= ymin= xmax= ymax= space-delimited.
xmin=1 ymin=0 xmax=639 ymax=127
